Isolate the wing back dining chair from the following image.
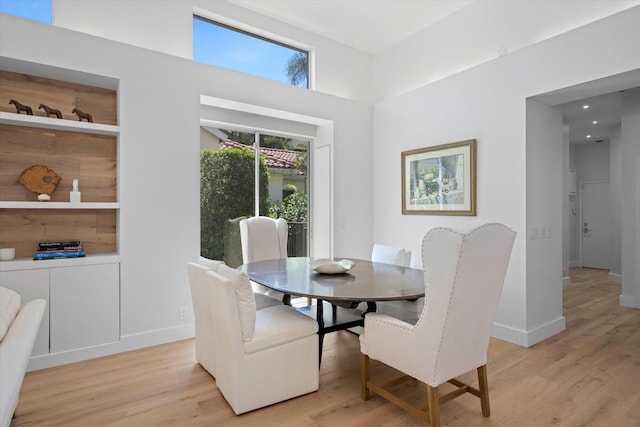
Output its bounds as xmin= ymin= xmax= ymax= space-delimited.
xmin=360 ymin=221 xmax=516 ymax=426
xmin=239 ymin=216 xmax=288 ymax=300
xmin=203 ymin=263 xmax=319 ymax=414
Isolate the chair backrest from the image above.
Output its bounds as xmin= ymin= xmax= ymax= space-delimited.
xmin=239 ymin=216 xmax=288 ymax=264
xmin=187 ymin=262 xmax=220 ymax=375
xmin=206 ymin=265 xmax=258 ymax=392
xmin=415 ymin=221 xmax=516 ymax=385
xmin=371 ymin=243 xmax=411 ymax=267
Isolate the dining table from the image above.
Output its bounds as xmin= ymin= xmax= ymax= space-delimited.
xmin=239 ymin=257 xmax=425 ymax=363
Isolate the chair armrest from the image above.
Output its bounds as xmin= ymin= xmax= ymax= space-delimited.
xmin=244 ymin=305 xmax=318 ymax=354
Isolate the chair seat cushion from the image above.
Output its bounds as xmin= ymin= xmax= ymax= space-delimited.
xmin=244 ymin=305 xmax=318 ymax=354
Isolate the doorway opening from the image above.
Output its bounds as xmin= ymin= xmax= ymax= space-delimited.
xmin=528 ymin=69 xmax=640 ymax=326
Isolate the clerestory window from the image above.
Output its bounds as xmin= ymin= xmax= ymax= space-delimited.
xmin=193 ymin=15 xmax=309 ymax=88
xmin=0 ymin=0 xmax=51 ymax=23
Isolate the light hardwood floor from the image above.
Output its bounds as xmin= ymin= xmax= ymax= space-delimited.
xmin=11 ymin=268 xmax=640 ymax=426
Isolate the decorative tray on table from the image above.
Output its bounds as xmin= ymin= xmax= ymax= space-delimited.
xmin=310 ymin=259 xmax=355 ymax=274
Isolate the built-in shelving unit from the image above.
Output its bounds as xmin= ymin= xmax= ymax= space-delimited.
xmin=0 ymin=63 xmax=119 ymax=260
xmin=0 ymin=59 xmax=122 ymax=366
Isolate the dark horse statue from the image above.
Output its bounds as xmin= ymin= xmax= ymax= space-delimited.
xmin=72 ymin=108 xmax=93 ymax=122
xmin=9 ymin=99 xmax=33 ymax=115
xmin=39 ymin=104 xmax=63 ymax=119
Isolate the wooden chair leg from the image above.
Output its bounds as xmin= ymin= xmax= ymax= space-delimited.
xmin=477 ymin=365 xmax=490 ymax=417
xmin=361 ymin=353 xmax=370 ymax=400
xmin=427 ymin=385 xmax=440 ymax=427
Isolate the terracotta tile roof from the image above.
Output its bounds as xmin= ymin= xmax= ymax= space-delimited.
xmin=220 ymin=140 xmax=303 ymax=172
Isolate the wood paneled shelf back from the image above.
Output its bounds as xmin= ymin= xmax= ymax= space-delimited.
xmin=1 ymin=70 xmax=117 ymax=126
xmin=0 ymin=68 xmax=119 ymax=260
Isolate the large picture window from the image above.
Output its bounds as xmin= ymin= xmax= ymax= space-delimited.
xmin=193 ymin=15 xmax=309 ymax=88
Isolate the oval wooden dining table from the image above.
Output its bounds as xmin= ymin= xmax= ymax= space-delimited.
xmin=239 ymin=257 xmax=424 ymax=364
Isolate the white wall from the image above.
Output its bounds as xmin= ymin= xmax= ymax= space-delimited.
xmin=372 ymin=0 xmax=640 ymax=101
xmin=610 ymin=126 xmax=622 ymax=276
xmin=372 ymin=7 xmax=640 ymax=346
xmin=52 ymin=0 xmax=374 ymax=104
xmin=0 ymin=13 xmax=372 ymax=360
xmin=526 ymin=100 xmax=565 ymax=343
xmin=573 ymin=142 xmax=611 ymax=183
xmin=562 ymin=125 xmax=571 ymax=282
xmin=620 ymin=88 xmax=640 ymax=308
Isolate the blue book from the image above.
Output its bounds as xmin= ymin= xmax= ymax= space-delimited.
xmin=33 ymin=251 xmax=86 ymax=260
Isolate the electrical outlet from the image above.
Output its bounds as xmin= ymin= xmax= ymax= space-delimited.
xmin=179 ymin=307 xmax=189 ymax=321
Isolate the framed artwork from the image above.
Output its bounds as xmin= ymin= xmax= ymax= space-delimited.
xmin=401 ymin=139 xmax=476 ymax=215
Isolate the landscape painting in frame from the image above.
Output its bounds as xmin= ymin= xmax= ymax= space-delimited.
xmin=402 ymin=139 xmax=476 ymax=215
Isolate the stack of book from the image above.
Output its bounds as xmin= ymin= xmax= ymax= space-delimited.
xmin=34 ymin=241 xmax=85 ymax=260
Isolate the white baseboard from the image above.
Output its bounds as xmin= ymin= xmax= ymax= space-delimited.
xmin=562 ymin=276 xmax=571 ymax=287
xmin=569 ymin=260 xmax=578 ymax=268
xmin=28 ymin=323 xmax=195 ymax=371
xmin=608 ymin=272 xmax=622 ymax=283
xmin=492 ymin=316 xmax=566 ymax=348
xmin=620 ymin=294 xmax=638 ymax=309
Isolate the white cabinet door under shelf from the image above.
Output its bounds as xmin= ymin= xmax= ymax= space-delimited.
xmin=0 ymin=269 xmax=50 ymax=356
xmin=49 ymin=263 xmax=120 ymax=353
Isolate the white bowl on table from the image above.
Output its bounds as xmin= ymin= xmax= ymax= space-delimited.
xmin=311 ymin=259 xmax=355 ymax=274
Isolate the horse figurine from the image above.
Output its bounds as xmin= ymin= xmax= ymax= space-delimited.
xmin=39 ymin=104 xmax=63 ymax=119
xmin=72 ymin=108 xmax=93 ymax=122
xmin=9 ymin=99 xmax=33 ymax=115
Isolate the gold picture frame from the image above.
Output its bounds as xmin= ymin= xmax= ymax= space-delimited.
xmin=402 ymin=139 xmax=476 ymax=215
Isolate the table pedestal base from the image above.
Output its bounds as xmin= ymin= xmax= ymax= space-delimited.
xmin=298 ymin=300 xmax=366 ymax=365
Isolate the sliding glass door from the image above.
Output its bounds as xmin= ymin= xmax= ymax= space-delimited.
xmin=200 ymin=127 xmax=309 ymax=266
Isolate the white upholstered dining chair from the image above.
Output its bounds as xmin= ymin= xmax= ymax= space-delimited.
xmin=239 ymin=216 xmax=288 ymax=300
xmin=187 ymin=257 xmax=282 ymax=378
xmin=187 ymin=261 xmax=319 ymax=414
xmin=371 ymin=243 xmax=411 ymax=267
xmin=352 ymin=244 xmax=412 ymax=315
xmin=372 ymin=244 xmax=423 ymax=321
xmin=360 ymin=221 xmax=516 ymax=426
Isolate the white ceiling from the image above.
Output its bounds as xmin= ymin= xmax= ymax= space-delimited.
xmin=536 ymin=69 xmax=640 ymax=145
xmin=228 ymin=0 xmax=473 ymax=53
xmin=558 ymin=92 xmax=623 ymax=144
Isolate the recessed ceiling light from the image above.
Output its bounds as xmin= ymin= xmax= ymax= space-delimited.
xmin=583 ymin=105 xmax=589 ymax=109
xmin=592 ymin=120 xmax=598 ymax=124
xmin=586 ymin=134 xmax=592 ymax=138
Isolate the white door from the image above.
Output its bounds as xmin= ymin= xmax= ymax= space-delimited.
xmin=312 ymin=143 xmax=332 ymax=259
xmin=581 ymin=181 xmax=610 ymax=269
